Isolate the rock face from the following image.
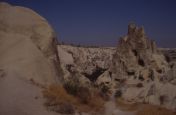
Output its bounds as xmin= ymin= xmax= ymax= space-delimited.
xmin=111 ymin=23 xmax=168 ymax=79
xmin=110 ymin=23 xmax=176 ymax=110
xmin=160 ymin=48 xmax=176 ymax=62
xmin=57 ymin=45 xmax=115 ymax=85
xmin=0 ymin=2 xmax=62 ymax=115
xmin=0 ymin=2 xmax=62 ymax=85
xmin=160 ymin=48 xmax=176 ymax=85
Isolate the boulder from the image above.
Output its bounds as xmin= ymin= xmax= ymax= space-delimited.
xmin=0 ymin=2 xmax=63 ymax=115
xmin=0 ymin=2 xmax=62 ymax=85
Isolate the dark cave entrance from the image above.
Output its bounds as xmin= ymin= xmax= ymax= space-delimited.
xmin=138 ymin=58 xmax=145 ymax=67
xmin=82 ymin=67 xmax=107 ymax=82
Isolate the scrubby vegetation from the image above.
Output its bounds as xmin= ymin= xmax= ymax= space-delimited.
xmin=115 ymin=98 xmax=176 ymax=115
xmin=42 ymin=84 xmax=77 ymax=114
xmin=136 ymin=104 xmax=176 ymax=115
xmin=42 ymin=81 xmax=105 ymax=114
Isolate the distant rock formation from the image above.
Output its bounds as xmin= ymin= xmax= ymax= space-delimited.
xmin=111 ymin=23 xmax=168 ymax=80
xmin=57 ymin=45 xmax=115 ymax=85
xmin=110 ymin=23 xmax=176 ymax=110
xmin=0 ymin=2 xmax=62 ymax=85
xmin=57 ymin=23 xmax=176 ymax=110
xmin=160 ymin=48 xmax=176 ymax=63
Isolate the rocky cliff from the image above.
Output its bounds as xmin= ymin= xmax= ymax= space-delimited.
xmin=0 ymin=2 xmax=62 ymax=115
xmin=110 ymin=23 xmax=176 ymax=110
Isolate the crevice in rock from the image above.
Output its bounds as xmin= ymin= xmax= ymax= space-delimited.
xmin=148 ymin=70 xmax=154 ymax=81
xmin=138 ymin=75 xmax=144 ymax=81
xmin=156 ymin=69 xmax=162 ymax=74
xmin=138 ymin=58 xmax=145 ymax=67
xmin=126 ymin=71 xmax=135 ymax=76
xmin=164 ymin=54 xmax=171 ymax=63
xmin=114 ymin=78 xmax=121 ymax=82
xmin=0 ymin=69 xmax=5 ymax=78
xmin=82 ymin=67 xmax=107 ymax=82
xmin=132 ymin=49 xmax=138 ymax=56
xmin=66 ymin=64 xmax=74 ymax=73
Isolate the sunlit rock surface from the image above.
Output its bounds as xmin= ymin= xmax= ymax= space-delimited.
xmin=0 ymin=2 xmax=62 ymax=85
xmin=0 ymin=2 xmax=62 ymax=115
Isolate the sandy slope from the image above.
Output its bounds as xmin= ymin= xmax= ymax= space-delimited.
xmin=105 ymin=100 xmax=135 ymax=115
xmin=0 ymin=70 xmax=59 ymax=115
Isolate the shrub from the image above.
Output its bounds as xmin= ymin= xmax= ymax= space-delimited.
xmin=43 ymin=83 xmax=105 ymax=113
xmin=99 ymin=84 xmax=110 ymax=100
xmin=42 ymin=85 xmax=77 ymax=114
xmin=63 ymin=80 xmax=80 ymax=96
xmin=77 ymin=86 xmax=91 ymax=104
xmin=115 ymin=90 xmax=122 ymax=98
xmin=88 ymin=95 xmax=105 ymax=111
xmin=101 ymin=85 xmax=110 ymax=94
xmin=56 ymin=102 xmax=75 ymax=114
xmin=63 ymin=79 xmax=92 ymax=104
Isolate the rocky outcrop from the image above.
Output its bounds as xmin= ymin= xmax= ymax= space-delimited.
xmin=0 ymin=2 xmax=62 ymax=85
xmin=0 ymin=2 xmax=62 ymax=115
xmin=160 ymin=48 xmax=176 ymax=85
xmin=111 ymin=23 xmax=168 ymax=79
xmin=160 ymin=48 xmax=176 ymax=63
xmin=57 ymin=45 xmax=115 ymax=85
xmin=110 ymin=23 xmax=176 ymax=110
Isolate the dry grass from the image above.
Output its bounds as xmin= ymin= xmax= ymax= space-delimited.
xmin=42 ymin=84 xmax=105 ymax=113
xmin=115 ymin=98 xmax=139 ymax=111
xmin=87 ymin=89 xmax=105 ymax=112
xmin=43 ymin=84 xmax=78 ymax=105
xmin=136 ymin=104 xmax=176 ymax=115
xmin=115 ymin=98 xmax=176 ymax=115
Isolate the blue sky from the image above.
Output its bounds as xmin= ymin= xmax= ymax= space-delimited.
xmin=3 ymin=0 xmax=176 ymax=47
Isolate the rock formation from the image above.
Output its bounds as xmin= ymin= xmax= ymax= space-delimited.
xmin=57 ymin=24 xmax=176 ymax=110
xmin=0 ymin=2 xmax=62 ymax=85
xmin=0 ymin=2 xmax=62 ymax=115
xmin=111 ymin=23 xmax=168 ymax=79
xmin=110 ymin=23 xmax=176 ymax=110
xmin=57 ymin=45 xmax=115 ymax=85
xmin=1 ymin=2 xmax=176 ymax=114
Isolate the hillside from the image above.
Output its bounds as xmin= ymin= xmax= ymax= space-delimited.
xmin=0 ymin=2 xmax=176 ymax=115
xmin=57 ymin=24 xmax=176 ymax=111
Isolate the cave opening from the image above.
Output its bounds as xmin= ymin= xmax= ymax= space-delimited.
xmin=82 ymin=67 xmax=107 ymax=82
xmin=138 ymin=58 xmax=145 ymax=67
xmin=132 ymin=49 xmax=138 ymax=56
